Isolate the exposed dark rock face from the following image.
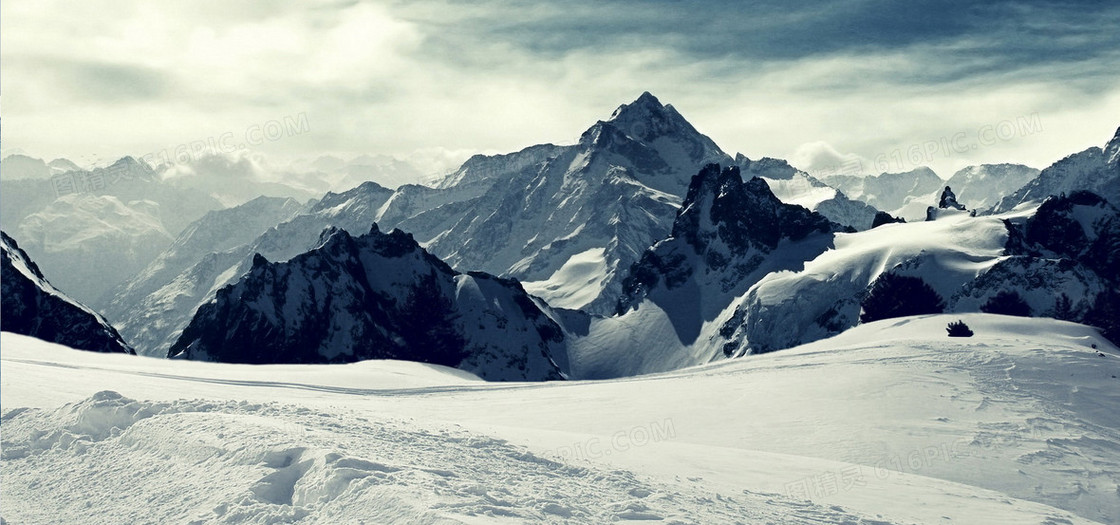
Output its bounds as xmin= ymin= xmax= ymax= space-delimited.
xmin=168 ymin=225 xmax=566 ymax=381
xmin=871 ymin=211 xmax=906 ymax=228
xmin=619 ymin=163 xmax=850 ymax=313
xmin=1 ymin=231 xmax=133 ymax=354
xmin=939 ymin=186 xmax=966 ymax=210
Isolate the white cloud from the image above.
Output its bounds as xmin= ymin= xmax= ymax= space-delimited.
xmin=2 ymin=0 xmax=1118 ymax=180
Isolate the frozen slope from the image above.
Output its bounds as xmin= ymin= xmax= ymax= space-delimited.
xmin=570 ymin=196 xmax=1117 ymax=380
xmin=3 ymin=313 xmax=1117 ymax=524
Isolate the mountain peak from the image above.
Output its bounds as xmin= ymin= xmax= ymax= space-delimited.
xmin=674 ymin=163 xmax=843 ymax=253
xmin=1106 ymin=125 xmax=1120 ymax=165
xmin=607 ymin=91 xmax=671 ymax=125
xmin=610 ymin=91 xmax=664 ymax=119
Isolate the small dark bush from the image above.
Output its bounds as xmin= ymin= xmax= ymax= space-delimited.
xmin=947 ymin=320 xmax=974 ymax=337
xmin=980 ymin=290 xmax=1032 ymax=317
xmin=860 ymin=273 xmax=946 ymax=323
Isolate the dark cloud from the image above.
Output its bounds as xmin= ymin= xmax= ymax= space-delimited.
xmin=402 ymin=0 xmax=1120 ymax=89
xmin=54 ymin=59 xmax=172 ymax=101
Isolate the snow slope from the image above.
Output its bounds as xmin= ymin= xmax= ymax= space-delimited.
xmin=945 ymin=164 xmax=1040 ymax=211
xmin=15 ymin=194 xmax=175 ymax=304
xmin=991 ymin=126 xmax=1120 ymax=214
xmin=567 ymin=194 xmax=1120 ymax=380
xmin=3 ymin=313 xmax=1116 ymax=523
xmin=823 ymin=167 xmax=945 ymax=220
xmin=740 ymin=155 xmax=880 ymax=230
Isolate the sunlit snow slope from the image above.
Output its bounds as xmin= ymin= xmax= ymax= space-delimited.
xmin=3 ymin=313 xmax=1117 ymax=524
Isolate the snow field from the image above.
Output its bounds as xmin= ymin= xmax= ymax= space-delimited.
xmin=3 ymin=312 xmax=1118 ymax=524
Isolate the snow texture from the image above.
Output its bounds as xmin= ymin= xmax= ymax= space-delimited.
xmin=3 ymin=314 xmax=1117 ymax=523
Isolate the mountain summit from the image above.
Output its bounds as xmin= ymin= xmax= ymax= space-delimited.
xmin=168 ymin=224 xmax=567 ymax=381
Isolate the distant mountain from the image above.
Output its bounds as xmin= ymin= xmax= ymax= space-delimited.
xmin=823 ymin=167 xmax=944 ymax=220
xmin=421 ymin=92 xmax=728 ymax=315
xmin=15 ymin=194 xmax=175 ymax=305
xmin=169 ymin=226 xmax=566 ymax=381
xmin=1 ymin=231 xmax=132 ymax=354
xmin=737 ymin=155 xmax=879 ymax=230
xmin=104 ymin=182 xmax=401 ymax=355
xmin=0 ymin=154 xmax=51 ymax=180
xmin=991 ymin=126 xmax=1120 ymax=213
xmin=289 ymin=154 xmax=428 ymax=191
xmin=47 ymin=158 xmax=81 ymax=174
xmin=945 ymin=164 xmax=1039 ymax=211
xmin=98 ymin=196 xmax=304 ymax=332
xmin=157 ymin=152 xmax=319 ymax=208
xmin=0 ymin=156 xmax=225 ymax=237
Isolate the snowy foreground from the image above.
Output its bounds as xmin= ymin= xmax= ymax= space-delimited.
xmin=3 ymin=314 xmax=1119 ymax=524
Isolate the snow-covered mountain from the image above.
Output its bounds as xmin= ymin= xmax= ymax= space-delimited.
xmin=169 ymin=225 xmax=566 ymax=381
xmin=105 ymin=178 xmax=500 ymax=356
xmin=53 ymin=94 xmax=886 ymax=348
xmin=100 ymin=185 xmax=397 ymax=357
xmin=97 ymin=196 xmax=304 ymax=320
xmin=422 ymin=93 xmax=729 ymax=314
xmin=566 ymin=172 xmax=1119 ymax=379
xmin=619 ymin=163 xmax=850 ymax=313
xmin=1 ymin=231 xmax=132 ymax=354
xmin=737 ymin=155 xmax=879 ymax=230
xmin=823 ymin=166 xmax=945 ymax=220
xmin=973 ymin=190 xmax=1120 ymax=341
xmin=563 ymin=164 xmax=849 ymax=377
xmin=991 ymin=126 xmax=1120 ymax=213
xmin=0 ymin=154 xmax=76 ymax=180
xmin=944 ymin=163 xmax=1039 ymax=211
xmin=15 ymin=194 xmax=175 ymax=305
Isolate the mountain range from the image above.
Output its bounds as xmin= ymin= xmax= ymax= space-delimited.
xmin=5 ymin=93 xmax=1119 ymax=383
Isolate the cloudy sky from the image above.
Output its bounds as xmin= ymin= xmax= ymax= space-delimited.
xmin=3 ymin=0 xmax=1119 ymax=178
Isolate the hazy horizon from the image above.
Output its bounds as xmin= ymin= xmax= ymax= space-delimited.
xmin=3 ymin=1 xmax=1119 ymax=179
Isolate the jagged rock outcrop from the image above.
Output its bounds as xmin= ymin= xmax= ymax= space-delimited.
xmin=1 ymin=231 xmax=133 ymax=354
xmin=938 ymin=186 xmax=966 ymax=210
xmin=619 ymin=163 xmax=850 ymax=316
xmin=168 ymin=225 xmax=567 ymax=381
